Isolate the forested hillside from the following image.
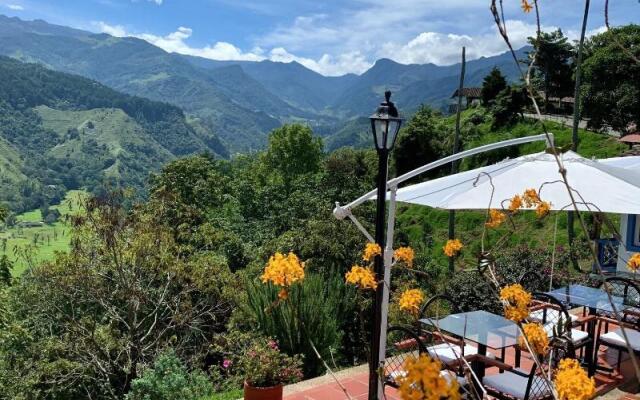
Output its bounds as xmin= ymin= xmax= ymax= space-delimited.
xmin=0 ymin=56 xmax=226 ymax=212
xmin=0 ymin=15 xmax=524 ymax=152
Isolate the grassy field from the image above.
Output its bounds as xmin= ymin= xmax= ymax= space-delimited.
xmin=1 ymin=190 xmax=87 ymax=276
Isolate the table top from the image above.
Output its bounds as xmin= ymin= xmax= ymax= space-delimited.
xmin=419 ymin=310 xmax=520 ymax=349
xmin=546 ymin=284 xmax=626 ymax=312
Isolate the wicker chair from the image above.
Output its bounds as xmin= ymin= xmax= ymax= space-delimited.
xmin=516 ymin=293 xmax=589 ymax=368
xmin=597 ymin=277 xmax=640 ymax=333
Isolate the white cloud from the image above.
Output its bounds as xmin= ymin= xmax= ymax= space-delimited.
xmin=6 ymin=4 xmax=24 ymax=10
xmin=94 ymin=22 xmax=373 ymax=75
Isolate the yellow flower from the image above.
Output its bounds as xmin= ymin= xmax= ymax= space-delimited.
xmin=261 ymin=252 xmax=305 ymax=288
xmin=397 ymin=354 xmax=460 ymax=400
xmin=523 ymin=188 xmax=541 ymax=207
xmin=518 ymin=323 xmax=549 ymax=356
xmin=486 ymin=209 xmax=507 ymax=228
xmin=500 ymin=284 xmax=532 ymax=322
xmin=554 ymin=358 xmax=596 ymax=400
xmin=521 ymin=0 xmax=533 ymax=13
xmin=536 ymin=201 xmax=551 ymax=218
xmin=443 ymin=239 xmax=463 ymax=258
xmin=345 ymin=265 xmax=378 ymax=290
xmin=363 ymin=242 xmax=382 ymax=262
xmin=628 ymin=253 xmax=640 ymax=271
xmin=399 ymin=289 xmax=424 ymax=316
xmin=508 ymin=194 xmax=523 ymax=212
xmin=394 ymin=246 xmax=415 ymax=267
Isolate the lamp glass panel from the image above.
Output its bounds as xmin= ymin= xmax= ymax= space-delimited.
xmin=387 ymin=120 xmax=401 ymax=149
xmin=374 ymin=119 xmax=389 ymax=149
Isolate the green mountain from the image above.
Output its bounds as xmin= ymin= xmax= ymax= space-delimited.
xmin=0 ymin=15 xmax=527 ymax=152
xmin=0 ymin=55 xmax=225 ymax=212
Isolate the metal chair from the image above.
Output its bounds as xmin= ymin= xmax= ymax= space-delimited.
xmin=516 ymin=293 xmax=589 ymax=368
xmin=594 ymin=277 xmax=640 ymax=371
xmin=518 ymin=270 xmax=548 ymax=293
xmin=595 ymin=320 xmax=640 ymax=372
xmin=383 ymin=325 xmax=428 ymax=389
xmin=481 ymin=328 xmax=575 ymax=400
xmin=597 ymin=277 xmax=640 ymax=332
xmin=384 ymin=325 xmax=469 ymax=392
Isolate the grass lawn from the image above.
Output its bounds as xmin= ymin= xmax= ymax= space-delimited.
xmin=1 ymin=190 xmax=87 ymax=276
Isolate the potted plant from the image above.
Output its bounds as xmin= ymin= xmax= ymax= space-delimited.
xmin=240 ymin=339 xmax=303 ymax=400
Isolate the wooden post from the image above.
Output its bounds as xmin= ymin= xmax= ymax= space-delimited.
xmin=449 ymin=47 xmax=466 ymax=274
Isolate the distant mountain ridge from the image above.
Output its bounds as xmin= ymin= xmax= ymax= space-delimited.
xmin=0 ymin=14 xmax=527 ymax=152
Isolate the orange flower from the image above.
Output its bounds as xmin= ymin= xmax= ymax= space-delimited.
xmin=345 ymin=265 xmax=378 ymax=290
xmin=508 ymin=194 xmax=523 ymax=212
xmin=519 ymin=323 xmax=549 ymax=355
xmin=536 ymin=201 xmax=551 ymax=218
xmin=443 ymin=239 xmax=463 ymax=257
xmin=628 ymin=253 xmax=640 ymax=271
xmin=363 ymin=243 xmax=382 ymax=262
xmin=523 ymin=188 xmax=540 ymax=207
xmin=521 ymin=0 xmax=533 ymax=13
xmin=278 ymin=288 xmax=289 ymax=300
xmin=394 ymin=246 xmax=415 ymax=267
xmin=486 ymin=209 xmax=506 ymax=228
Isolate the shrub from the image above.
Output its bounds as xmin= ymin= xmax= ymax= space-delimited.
xmin=126 ymin=350 xmax=213 ymax=400
xmin=245 ymin=273 xmax=343 ymax=376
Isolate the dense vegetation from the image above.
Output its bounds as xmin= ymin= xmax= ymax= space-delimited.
xmin=0 ymin=56 xmax=226 ymax=213
xmin=0 ymin=22 xmax=636 ymax=399
xmin=0 ymin=101 xmax=625 ymax=398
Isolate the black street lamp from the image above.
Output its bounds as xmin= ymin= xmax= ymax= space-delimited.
xmin=368 ymin=90 xmax=403 ymax=400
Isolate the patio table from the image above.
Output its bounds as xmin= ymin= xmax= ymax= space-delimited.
xmin=546 ymin=284 xmax=628 ymax=375
xmin=419 ymin=310 xmax=520 ymax=384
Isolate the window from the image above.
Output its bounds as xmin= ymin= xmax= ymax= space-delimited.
xmin=626 ymin=214 xmax=640 ymax=252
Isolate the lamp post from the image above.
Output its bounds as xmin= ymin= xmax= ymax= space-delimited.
xmin=368 ymin=90 xmax=403 ymax=400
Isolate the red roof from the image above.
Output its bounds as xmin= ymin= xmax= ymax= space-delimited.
xmin=619 ymin=133 xmax=640 ymax=143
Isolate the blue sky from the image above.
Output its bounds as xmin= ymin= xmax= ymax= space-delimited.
xmin=0 ymin=0 xmax=638 ymax=75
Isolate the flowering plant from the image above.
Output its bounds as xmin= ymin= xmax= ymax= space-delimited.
xmin=345 ymin=265 xmax=377 ymax=290
xmin=628 ymin=253 xmax=640 ymax=271
xmin=239 ymin=339 xmax=303 ymax=388
xmin=554 ymin=358 xmax=595 ymax=400
xmin=443 ymin=239 xmax=463 ymax=257
xmin=500 ymin=284 xmax=532 ymax=322
xmin=394 ymin=246 xmax=415 ymax=267
xmin=399 ymin=289 xmax=424 ymax=316
xmin=397 ymin=354 xmax=460 ymax=400
xmin=486 ymin=209 xmax=507 ymax=228
xmin=363 ymin=242 xmax=382 ymax=262
xmin=518 ymin=323 xmax=549 ymax=356
xmin=261 ymin=252 xmax=305 ymax=299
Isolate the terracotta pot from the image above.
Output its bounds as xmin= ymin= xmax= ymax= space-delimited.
xmin=243 ymin=381 xmax=284 ymax=400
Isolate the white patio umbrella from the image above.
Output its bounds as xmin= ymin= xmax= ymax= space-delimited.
xmin=601 ymin=155 xmax=640 ymax=170
xmin=393 ymin=150 xmax=640 ymax=214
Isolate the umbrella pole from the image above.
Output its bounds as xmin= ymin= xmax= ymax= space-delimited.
xmin=449 ymin=47 xmax=466 ymax=274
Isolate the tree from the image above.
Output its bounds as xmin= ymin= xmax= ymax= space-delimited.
xmin=491 ymin=85 xmax=528 ymax=128
xmin=262 ymin=124 xmax=323 ymax=185
xmin=0 ymin=255 xmax=11 ymax=286
xmin=0 ymin=192 xmax=234 ymax=399
xmin=481 ymin=67 xmax=507 ymax=106
xmin=393 ymin=106 xmax=451 ymax=178
xmin=528 ymin=29 xmax=574 ymax=112
xmin=582 ymin=25 xmax=640 ymax=132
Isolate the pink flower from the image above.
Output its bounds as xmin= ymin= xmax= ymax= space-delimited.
xmin=222 ymin=359 xmax=232 ymax=369
xmin=268 ymin=340 xmax=278 ymax=350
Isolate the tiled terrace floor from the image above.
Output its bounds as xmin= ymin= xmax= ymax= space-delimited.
xmin=283 ymin=321 xmax=640 ymax=400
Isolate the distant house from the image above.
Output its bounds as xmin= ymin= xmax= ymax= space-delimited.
xmin=537 ymin=91 xmax=575 ymax=114
xmin=449 ymin=87 xmax=482 ymax=113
